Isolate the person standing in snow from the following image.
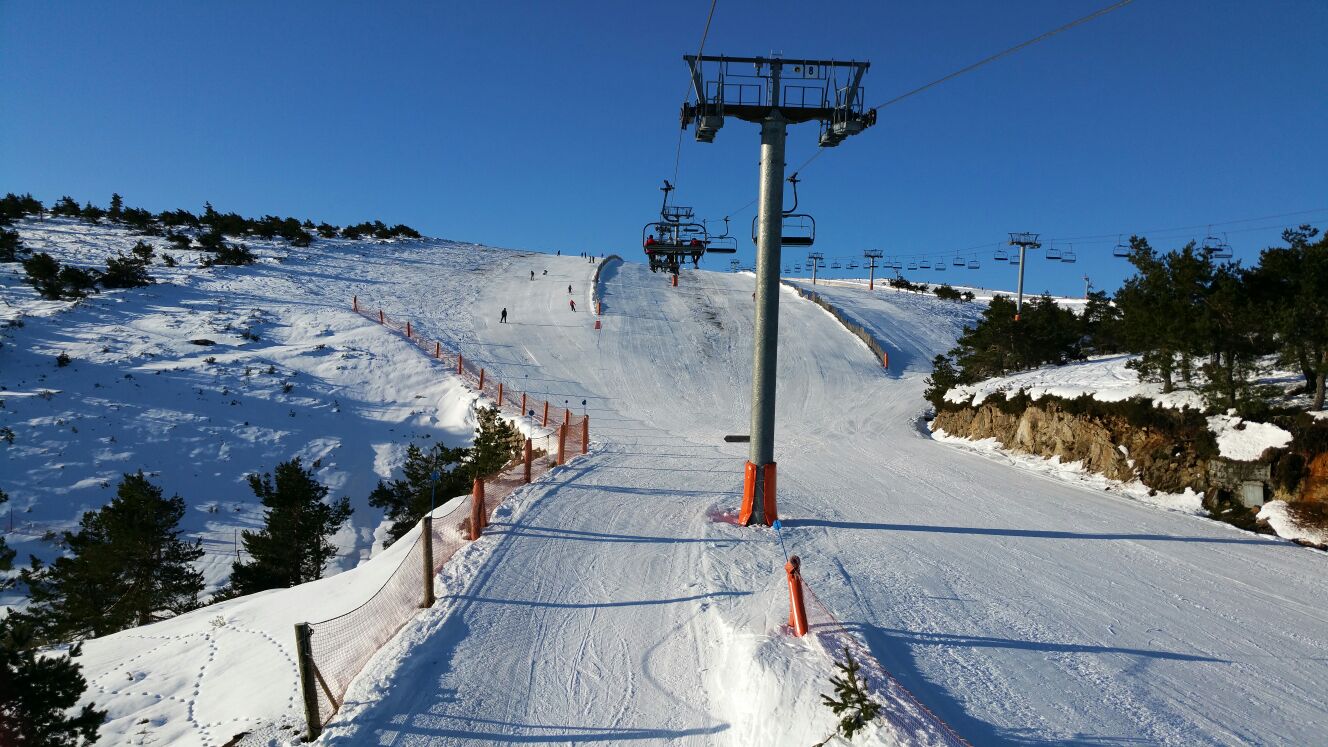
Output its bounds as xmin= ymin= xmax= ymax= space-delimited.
xmin=530 ymin=270 xmax=534 ymax=280
xmin=500 ymin=307 xmax=508 ymax=323
xmin=569 ymin=299 xmax=576 ymax=312
xmin=567 ymin=284 xmax=572 ymax=294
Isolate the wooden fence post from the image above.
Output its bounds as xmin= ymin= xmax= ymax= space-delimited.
xmin=524 ymin=438 xmax=533 ymax=483
xmin=497 ymin=381 xmax=503 ymax=404
xmin=478 ymin=368 xmax=485 ymax=391
xmin=457 ymin=354 xmax=463 ymax=375
xmin=419 ymin=516 xmax=435 ymax=607
xmin=406 ymin=321 xmax=411 ymax=337
xmin=468 ymin=478 xmax=485 ymax=541
xmin=435 ymin=341 xmax=441 ymax=359
xmin=294 ymin=623 xmax=323 ymax=741
xmin=542 ymin=400 xmax=549 ymax=427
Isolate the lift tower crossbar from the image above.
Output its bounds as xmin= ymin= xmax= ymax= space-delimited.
xmin=683 ymin=54 xmax=874 ymax=526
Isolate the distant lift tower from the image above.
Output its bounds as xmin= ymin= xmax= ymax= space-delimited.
xmin=1008 ymin=232 xmax=1041 ymax=321
xmin=807 ymin=252 xmax=825 ymax=285
xmin=863 ymin=249 xmax=883 ymax=290
xmin=682 ymin=55 xmax=874 ymax=526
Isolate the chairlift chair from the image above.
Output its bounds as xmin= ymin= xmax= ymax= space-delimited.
xmin=1009 ymin=252 xmax=1021 ymax=266
xmin=994 ymin=247 xmax=1009 ymax=262
xmin=968 ymin=257 xmax=981 ymax=269
xmin=952 ymin=256 xmax=965 ymax=267
xmin=831 ymin=260 xmax=842 ymax=269
xmin=1112 ymin=235 xmax=1131 ymax=258
xmin=919 ymin=259 xmax=932 ymax=269
xmin=642 ymin=180 xmax=710 ymax=274
xmin=1060 ymin=245 xmax=1077 ymax=264
xmin=907 ymin=261 xmax=919 ymax=271
xmin=1203 ymin=231 xmax=1233 ymax=259
xmin=934 ymin=257 xmax=947 ymax=272
xmin=848 ymin=260 xmax=859 ymax=269
xmin=1045 ymin=243 xmax=1062 ymax=261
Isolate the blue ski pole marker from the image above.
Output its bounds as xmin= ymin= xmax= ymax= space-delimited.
xmin=771 ymin=519 xmax=789 ymax=562
xmin=430 ymin=470 xmax=440 ymax=483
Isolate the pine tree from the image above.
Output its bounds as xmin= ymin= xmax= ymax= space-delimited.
xmin=815 ymin=648 xmax=882 ymax=746
xmin=22 ymin=252 xmax=64 ymax=299
xmin=130 ymin=241 xmax=155 ymax=264
xmin=0 ymin=227 xmax=25 ymax=262
xmin=1250 ymin=225 xmax=1328 ymax=411
xmin=230 ymin=458 xmax=352 ymax=594
xmin=469 ymin=405 xmax=523 ymax=478
xmin=79 ymin=202 xmax=105 ymax=224
xmin=18 ymin=473 xmax=204 ymax=641
xmin=51 ymin=196 xmax=81 ymax=218
xmin=1081 ymin=290 xmax=1124 ymax=354
xmin=368 ymin=443 xmax=469 ymax=544
xmin=924 ymin=354 xmax=963 ymax=409
xmin=102 ymin=254 xmax=153 ymax=289
xmin=108 ymin=193 xmax=124 ymax=221
xmin=0 ymin=616 xmax=105 ymax=747
xmin=0 ymin=489 xmax=13 ymax=587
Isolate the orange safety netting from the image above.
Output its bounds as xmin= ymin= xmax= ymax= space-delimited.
xmin=301 ymin=303 xmax=591 ymax=726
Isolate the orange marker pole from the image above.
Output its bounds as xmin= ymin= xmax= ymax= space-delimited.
xmin=581 ymin=415 xmax=589 ymax=455
xmin=557 ymin=422 xmax=568 ymax=466
xmin=478 ymin=368 xmax=485 ymax=391
xmin=520 ymin=392 xmax=527 ymax=415
xmin=497 ymin=382 xmax=503 ymax=404
xmin=785 ymin=556 xmax=808 ymax=636
xmin=542 ymin=401 xmax=549 ymax=427
xmin=761 ymin=462 xmax=778 ymax=525
xmin=564 ymin=408 xmax=571 ymax=425
xmin=672 ymin=274 xmax=678 ymax=287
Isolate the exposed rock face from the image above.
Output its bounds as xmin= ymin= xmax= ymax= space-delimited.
xmin=932 ymin=400 xmax=1208 ymax=493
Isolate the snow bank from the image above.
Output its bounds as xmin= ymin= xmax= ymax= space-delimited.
xmin=1207 ymin=414 xmax=1294 ymax=461
xmin=944 ymin=355 xmax=1206 ymax=411
xmin=1257 ymin=501 xmax=1328 ymax=547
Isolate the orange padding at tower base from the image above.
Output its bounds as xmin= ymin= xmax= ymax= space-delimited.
xmin=739 ymin=461 xmax=778 ymax=526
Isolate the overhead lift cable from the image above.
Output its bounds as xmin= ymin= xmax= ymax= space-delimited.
xmin=786 ymin=0 xmax=1139 ymax=177
xmin=672 ymin=0 xmax=721 ymax=188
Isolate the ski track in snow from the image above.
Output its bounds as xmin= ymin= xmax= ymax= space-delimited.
xmin=4 ymin=221 xmax=1326 ymax=745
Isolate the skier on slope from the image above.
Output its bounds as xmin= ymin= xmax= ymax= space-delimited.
xmin=500 ymin=307 xmax=508 ymax=323
xmin=530 ymin=270 xmax=534 ymax=280
xmin=568 ymin=284 xmax=572 ymax=294
xmin=569 ymin=299 xmax=576 ymax=312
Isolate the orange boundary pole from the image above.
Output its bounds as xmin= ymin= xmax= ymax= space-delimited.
xmin=557 ymin=422 xmax=568 ymax=465
xmin=520 ymin=392 xmax=527 ymax=415
xmin=762 ymin=462 xmax=778 ymax=525
xmin=542 ymin=401 xmax=549 ymax=427
xmin=786 ymin=556 xmax=808 ymax=636
xmin=479 ymin=369 xmax=485 ymax=391
xmin=581 ymin=415 xmax=589 ymax=455
xmin=497 ymin=382 xmax=503 ymax=404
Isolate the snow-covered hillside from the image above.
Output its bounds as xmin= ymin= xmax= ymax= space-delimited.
xmin=5 ymin=225 xmax=1327 ymax=746
xmin=2 ymin=218 xmax=520 ymax=601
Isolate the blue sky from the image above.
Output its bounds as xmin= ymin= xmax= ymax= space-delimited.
xmin=3 ymin=0 xmax=1326 ymax=295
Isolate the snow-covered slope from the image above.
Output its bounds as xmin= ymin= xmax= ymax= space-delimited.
xmin=7 ymin=227 xmax=1326 ymax=746
xmin=2 ymin=218 xmax=522 ymax=599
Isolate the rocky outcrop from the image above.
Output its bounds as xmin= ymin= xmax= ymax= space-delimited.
xmin=932 ymin=399 xmax=1209 ymax=493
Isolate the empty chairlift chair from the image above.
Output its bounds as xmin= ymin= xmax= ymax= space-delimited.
xmin=952 ymin=256 xmax=966 ymax=267
xmin=1060 ymin=245 xmax=1077 ymax=263
xmin=934 ymin=256 xmax=947 ymax=272
xmin=1045 ymin=242 xmax=1062 ymax=261
xmin=994 ymin=247 xmax=1009 ymax=262
xmin=919 ymin=258 xmax=932 ymax=269
xmin=1113 ymin=235 xmax=1132 ymax=258
xmin=968 ymin=257 xmax=981 ymax=270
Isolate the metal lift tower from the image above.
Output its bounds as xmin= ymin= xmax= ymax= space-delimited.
xmin=863 ymin=249 xmax=883 ymax=290
xmin=682 ymin=55 xmax=874 ymax=526
xmin=1008 ymin=232 xmax=1041 ymax=321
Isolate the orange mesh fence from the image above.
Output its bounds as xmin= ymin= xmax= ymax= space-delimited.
xmin=800 ymin=581 xmax=972 ymax=747
xmin=353 ymin=300 xmax=590 ymax=460
xmin=300 ymin=304 xmax=591 ymax=729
